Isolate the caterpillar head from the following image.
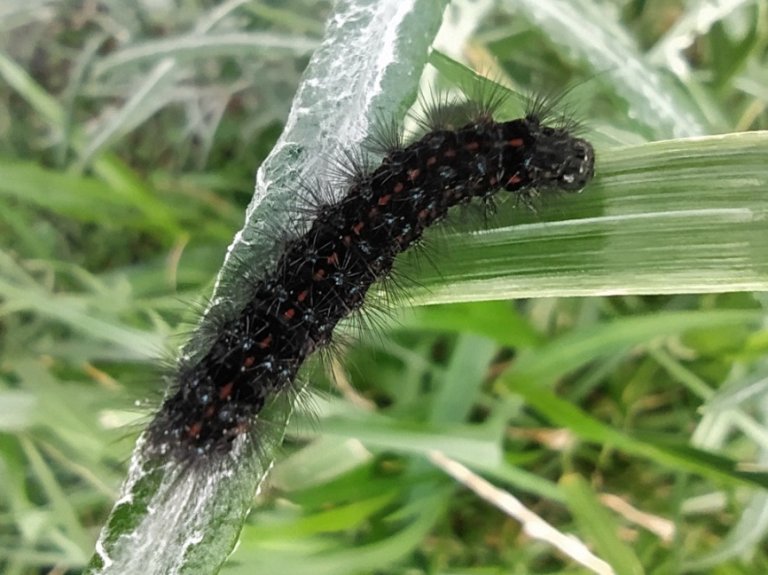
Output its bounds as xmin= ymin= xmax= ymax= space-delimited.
xmin=524 ymin=117 xmax=595 ymax=192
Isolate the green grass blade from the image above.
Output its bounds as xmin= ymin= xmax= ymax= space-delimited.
xmin=92 ymin=32 xmax=318 ymax=75
xmin=507 ymin=0 xmax=708 ymax=138
xmin=561 ymin=473 xmax=644 ymax=575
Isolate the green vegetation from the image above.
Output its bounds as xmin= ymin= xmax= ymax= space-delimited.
xmin=1 ymin=1 xmax=767 ymax=574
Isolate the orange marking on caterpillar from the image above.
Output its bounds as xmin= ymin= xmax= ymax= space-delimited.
xmin=297 ymin=289 xmax=309 ymax=302
xmin=258 ymin=334 xmax=272 ymax=349
xmin=219 ymin=381 xmax=235 ymax=400
xmin=186 ymin=421 xmax=203 ymax=439
xmin=243 ymin=356 xmax=256 ymax=368
xmin=508 ymin=138 xmax=524 ymax=147
xmin=464 ymin=141 xmax=480 ymax=152
xmin=393 ymin=182 xmax=404 ymax=194
xmin=378 ymin=193 xmax=391 ymax=206
xmin=352 ymin=221 xmax=364 ymax=235
xmin=313 ymin=268 xmax=327 ymax=281
xmin=444 ymin=148 xmax=457 ymax=158
xmin=507 ymin=174 xmax=522 ymax=185
xmin=327 ymin=253 xmax=340 ymax=266
xmin=283 ymin=307 xmax=296 ymax=320
xmin=407 ymin=168 xmax=420 ymax=181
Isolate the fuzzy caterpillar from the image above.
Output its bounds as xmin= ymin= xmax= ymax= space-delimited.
xmin=145 ymin=97 xmax=596 ymax=461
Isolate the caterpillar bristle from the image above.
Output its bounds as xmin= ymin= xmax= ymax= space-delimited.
xmin=364 ymin=114 xmax=405 ymax=157
xmin=524 ymin=86 xmax=587 ymax=135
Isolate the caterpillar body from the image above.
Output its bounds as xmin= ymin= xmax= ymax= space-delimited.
xmin=145 ymin=98 xmax=596 ymax=461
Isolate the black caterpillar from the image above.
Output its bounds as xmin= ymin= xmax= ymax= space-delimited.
xmin=145 ymin=100 xmax=595 ymax=461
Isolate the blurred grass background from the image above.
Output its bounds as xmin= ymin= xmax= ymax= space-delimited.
xmin=1 ymin=1 xmax=768 ymax=574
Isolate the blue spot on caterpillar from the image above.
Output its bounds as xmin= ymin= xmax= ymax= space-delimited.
xmin=144 ymin=92 xmax=595 ymax=461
